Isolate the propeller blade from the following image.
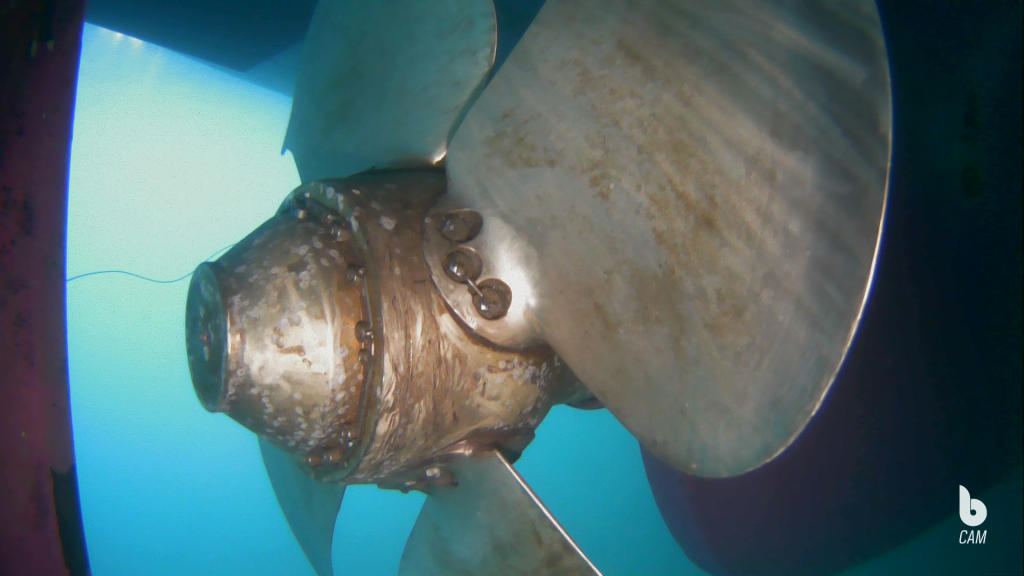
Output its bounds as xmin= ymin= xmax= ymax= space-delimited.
xmin=284 ymin=0 xmax=498 ymax=183
xmin=398 ymin=451 xmax=602 ymax=576
xmin=260 ymin=437 xmax=346 ymax=576
xmin=444 ymin=0 xmax=892 ymax=477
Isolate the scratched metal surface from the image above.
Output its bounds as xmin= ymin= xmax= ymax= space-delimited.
xmin=310 ymin=173 xmax=580 ymax=486
xmin=447 ymin=0 xmax=892 ymax=477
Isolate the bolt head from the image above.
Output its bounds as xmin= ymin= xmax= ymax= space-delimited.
xmin=473 ymin=279 xmax=512 ymax=320
xmin=440 ymin=210 xmax=483 ymax=243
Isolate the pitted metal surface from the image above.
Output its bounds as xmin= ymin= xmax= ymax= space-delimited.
xmin=186 ymin=188 xmax=379 ymax=480
xmin=192 ymin=170 xmax=591 ymax=489
xmin=301 ymin=171 xmax=583 ymax=486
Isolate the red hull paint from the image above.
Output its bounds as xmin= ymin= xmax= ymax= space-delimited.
xmin=1 ymin=1 xmax=90 ymax=575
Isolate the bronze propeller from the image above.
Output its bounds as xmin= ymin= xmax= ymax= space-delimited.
xmin=184 ymin=1 xmax=892 ymax=574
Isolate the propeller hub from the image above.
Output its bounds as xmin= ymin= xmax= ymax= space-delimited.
xmin=185 ymin=199 xmax=374 ymax=474
xmin=186 ymin=170 xmax=592 ymax=487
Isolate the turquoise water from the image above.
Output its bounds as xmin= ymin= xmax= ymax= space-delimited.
xmin=66 ymin=24 xmax=699 ymax=576
xmin=66 ymin=22 xmax=1022 ymax=576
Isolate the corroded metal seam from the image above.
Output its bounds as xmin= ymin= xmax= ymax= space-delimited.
xmin=277 ymin=182 xmax=384 ymax=481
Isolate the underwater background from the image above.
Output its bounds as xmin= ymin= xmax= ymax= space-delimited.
xmin=65 ymin=12 xmax=1022 ymax=576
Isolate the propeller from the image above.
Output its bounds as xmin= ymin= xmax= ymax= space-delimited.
xmin=186 ymin=0 xmax=891 ymax=574
xmin=283 ymin=0 xmax=498 ymax=183
xmin=260 ymin=438 xmax=347 ymax=576
xmin=440 ymin=0 xmax=891 ymax=477
xmin=398 ymin=451 xmax=600 ymax=576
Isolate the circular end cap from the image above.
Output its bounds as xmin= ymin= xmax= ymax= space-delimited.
xmin=186 ymin=262 xmax=229 ymax=412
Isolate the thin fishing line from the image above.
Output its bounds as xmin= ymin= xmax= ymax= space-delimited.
xmin=65 ymin=243 xmax=236 ymax=285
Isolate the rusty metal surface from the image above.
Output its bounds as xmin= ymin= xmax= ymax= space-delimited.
xmin=446 ymin=0 xmax=892 ymax=477
xmin=399 ymin=451 xmax=602 ymax=576
xmin=284 ymin=0 xmax=497 ymax=183
xmin=186 ymin=207 xmax=372 ymax=475
xmin=297 ymin=171 xmax=586 ymax=486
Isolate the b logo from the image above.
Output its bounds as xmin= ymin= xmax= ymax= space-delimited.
xmin=958 ymin=485 xmax=987 ymax=527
